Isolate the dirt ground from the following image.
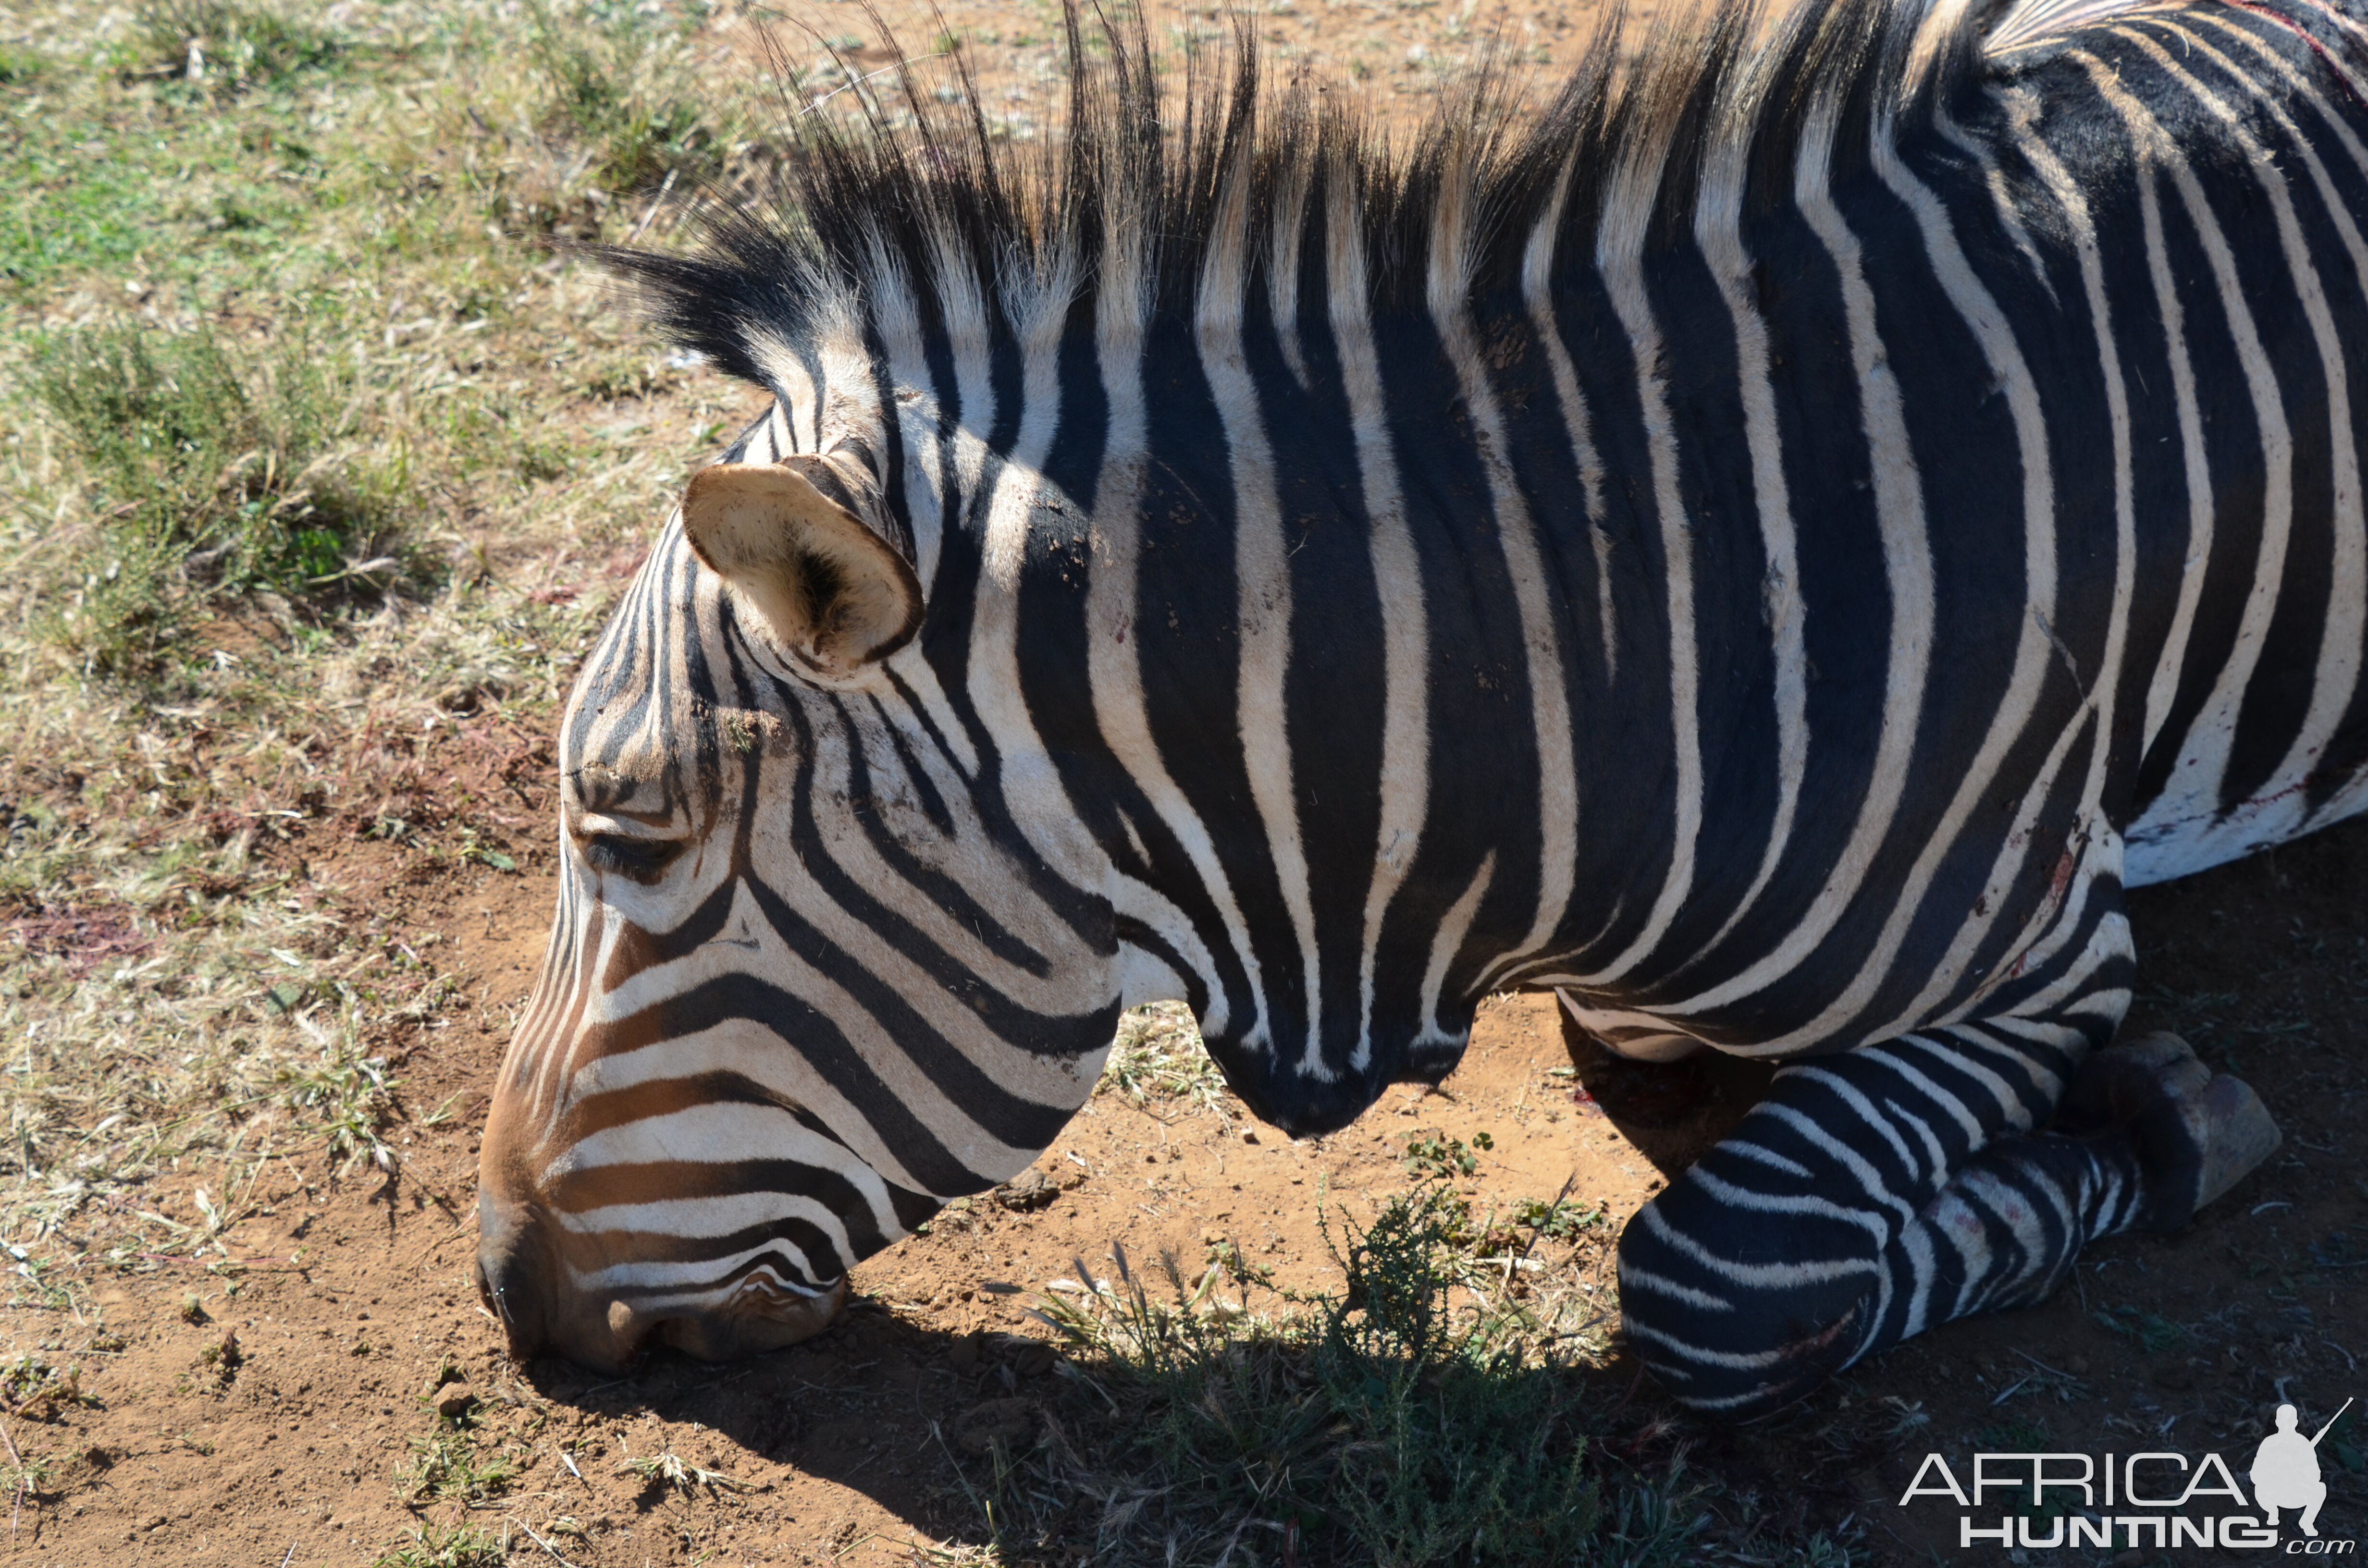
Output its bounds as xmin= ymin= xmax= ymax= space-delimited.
xmin=0 ymin=773 xmax=2359 ymax=1566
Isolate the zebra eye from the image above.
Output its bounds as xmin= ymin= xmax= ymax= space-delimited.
xmin=580 ymin=833 xmax=686 ymax=881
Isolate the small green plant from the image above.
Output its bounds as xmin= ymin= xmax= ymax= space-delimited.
xmin=371 ymin=1522 xmax=505 ymax=1568
xmin=0 ymin=1353 xmax=89 ymax=1420
xmin=197 ymin=1326 xmax=241 ymax=1381
xmin=1201 ymin=1235 xmax=1275 ymax=1290
xmin=0 ymin=1445 xmax=57 ymax=1502
xmin=397 ymin=1430 xmax=519 ymax=1504
xmin=452 ymin=827 xmax=518 ymax=872
xmin=2091 ymin=1303 xmax=2191 ymax=1355
xmin=271 ymin=1033 xmax=396 ymax=1174
xmin=1017 ymin=1187 xmax=1644 ymax=1565
xmin=1511 ymin=1193 xmax=1604 ymax=1244
xmin=1404 ymin=1127 xmax=1492 ymax=1178
xmin=619 ymin=1448 xmax=752 ymax=1494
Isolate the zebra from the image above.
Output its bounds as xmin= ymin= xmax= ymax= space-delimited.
xmin=475 ymin=0 xmax=2368 ymax=1417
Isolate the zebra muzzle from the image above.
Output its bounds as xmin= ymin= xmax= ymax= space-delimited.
xmin=476 ymin=1189 xmax=853 ymax=1370
xmin=476 ymin=1189 xmax=563 ymax=1363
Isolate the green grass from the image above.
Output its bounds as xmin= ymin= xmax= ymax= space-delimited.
xmin=26 ymin=321 xmax=422 ymax=676
xmin=0 ymin=31 xmax=358 ymax=298
xmin=988 ymin=1184 xmax=1698 ymax=1567
xmin=397 ymin=1429 xmax=521 ymax=1505
xmin=371 ymin=1522 xmax=506 ymax=1568
xmin=2089 ymin=1302 xmax=2192 ymax=1356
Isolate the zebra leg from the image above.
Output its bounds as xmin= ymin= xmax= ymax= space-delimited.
xmin=1616 ymin=1026 xmax=2278 ymax=1418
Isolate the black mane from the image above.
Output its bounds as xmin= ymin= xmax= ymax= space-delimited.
xmin=604 ymin=0 xmax=2014 ymax=396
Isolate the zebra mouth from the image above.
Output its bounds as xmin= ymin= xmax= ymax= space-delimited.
xmin=645 ymin=1274 xmax=852 ymax=1361
xmin=509 ymin=1276 xmax=851 ymax=1372
xmin=475 ymin=1185 xmax=852 ymax=1370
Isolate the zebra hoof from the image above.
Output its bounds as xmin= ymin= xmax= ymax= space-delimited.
xmin=2059 ymin=1031 xmax=2282 ymax=1229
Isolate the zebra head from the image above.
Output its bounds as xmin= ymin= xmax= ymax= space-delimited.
xmin=475 ymin=382 xmax=1125 ymax=1369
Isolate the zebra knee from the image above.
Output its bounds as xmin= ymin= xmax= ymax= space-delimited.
xmin=1614 ymin=1191 xmax=1879 ymax=1420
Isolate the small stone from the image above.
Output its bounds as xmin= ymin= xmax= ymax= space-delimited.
xmin=435 ymin=1385 xmax=477 ymax=1420
xmin=992 ymin=1169 xmax=1058 ymax=1212
xmin=1241 ymin=1129 xmax=1259 ymax=1144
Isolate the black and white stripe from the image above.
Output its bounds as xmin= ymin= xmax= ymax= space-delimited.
xmin=476 ymin=0 xmax=2363 ymax=1411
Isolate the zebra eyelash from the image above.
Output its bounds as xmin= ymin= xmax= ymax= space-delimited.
xmin=580 ymin=833 xmax=687 ymax=882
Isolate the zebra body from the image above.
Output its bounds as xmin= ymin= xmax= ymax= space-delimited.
xmin=477 ymin=0 xmax=2367 ymax=1414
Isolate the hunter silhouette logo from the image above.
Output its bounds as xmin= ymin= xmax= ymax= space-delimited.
xmin=2254 ymin=1399 xmax=2353 ymax=1539
xmin=1897 ymin=1394 xmax=2360 ymax=1552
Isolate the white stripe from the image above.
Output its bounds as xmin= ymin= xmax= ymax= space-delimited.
xmin=864 ymin=257 xmax=953 ymax=588
xmin=1425 ymin=159 xmax=1579 ymax=992
xmin=1200 ymin=155 xmax=1327 ymax=1079
xmin=1688 ymin=81 xmax=1810 ymax=961
xmin=1562 ymin=114 xmax=1703 ymax=988
xmin=1086 ymin=225 xmax=1265 ymax=1048
xmin=2125 ymin=21 xmax=2367 ymax=851
xmin=2078 ymin=50 xmax=2296 ymax=877
xmin=1648 ymin=80 xmax=1936 ymax=1021
xmin=1328 ymin=165 xmax=1432 ymax=1072
xmin=1519 ymin=142 xmax=1620 ymax=687
xmin=1415 ymin=853 xmax=1493 ymax=1048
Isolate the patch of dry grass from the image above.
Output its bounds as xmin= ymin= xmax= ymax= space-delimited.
xmin=1097 ymin=1000 xmax=1234 ymax=1117
xmin=0 ymin=0 xmax=783 ymax=1318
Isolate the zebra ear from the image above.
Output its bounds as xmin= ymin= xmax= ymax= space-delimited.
xmin=680 ymin=458 xmax=924 ymax=683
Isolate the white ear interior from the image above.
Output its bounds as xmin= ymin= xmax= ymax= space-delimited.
xmin=679 ymin=460 xmax=923 ymax=681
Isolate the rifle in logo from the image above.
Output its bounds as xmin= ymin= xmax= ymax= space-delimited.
xmin=2253 ymin=1397 xmax=2355 ymax=1538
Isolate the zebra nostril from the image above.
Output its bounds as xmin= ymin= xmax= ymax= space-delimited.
xmin=475 ymin=1191 xmax=552 ymax=1361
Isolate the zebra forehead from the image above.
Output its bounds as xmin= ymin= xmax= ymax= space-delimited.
xmin=594 ymin=0 xmax=2161 ymax=413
